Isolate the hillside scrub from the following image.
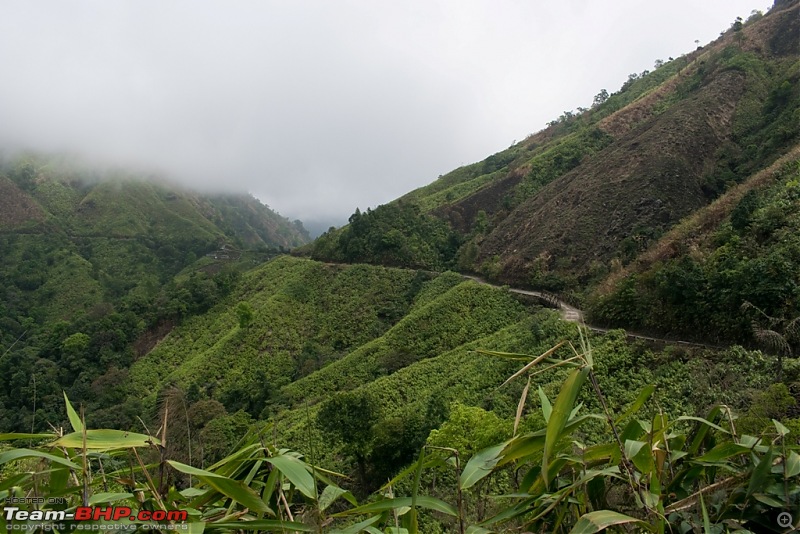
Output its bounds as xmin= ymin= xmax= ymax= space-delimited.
xmin=306 ymin=2 xmax=800 ymax=298
xmin=589 ymin=155 xmax=800 ymax=346
xmin=311 ymin=202 xmax=462 ymax=270
xmin=0 ymin=155 xmax=308 ymax=433
xmin=2 ymin=332 xmax=797 ymax=533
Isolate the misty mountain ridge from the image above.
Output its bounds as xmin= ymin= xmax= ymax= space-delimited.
xmin=1 ymin=5 xmax=800 ymax=531
xmin=0 ymin=151 xmax=310 ymax=248
xmin=309 ymin=0 xmax=799 ymax=342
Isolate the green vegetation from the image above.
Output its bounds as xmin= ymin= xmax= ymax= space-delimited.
xmin=590 ymin=157 xmax=800 ymax=347
xmin=0 ymin=154 xmax=309 ymax=433
xmin=311 ymin=202 xmax=462 ymax=270
xmin=2 ymin=332 xmax=797 ymax=532
xmin=2 ymin=4 xmax=800 ymax=532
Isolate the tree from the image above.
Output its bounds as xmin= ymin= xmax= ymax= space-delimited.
xmin=741 ymin=301 xmax=800 ymax=380
xmin=62 ymin=332 xmax=90 ymax=353
xmin=747 ymin=10 xmax=763 ymax=23
xmin=236 ymin=302 xmax=254 ymax=329
xmin=317 ymin=390 xmax=381 ymax=492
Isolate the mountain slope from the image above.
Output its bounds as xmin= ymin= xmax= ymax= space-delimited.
xmin=478 ymin=69 xmax=746 ymax=285
xmin=310 ymin=1 xmax=800 ymax=300
xmin=0 ymin=154 xmax=309 ymax=431
xmin=588 ymin=145 xmax=800 ymax=343
xmin=1 ymin=154 xmax=309 ymax=247
xmin=120 ymin=256 xmax=785 ymax=486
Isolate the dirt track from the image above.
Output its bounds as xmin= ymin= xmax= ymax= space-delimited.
xmin=462 ymin=274 xmax=722 ymax=350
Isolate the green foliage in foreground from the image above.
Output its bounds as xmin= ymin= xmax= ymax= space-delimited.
xmin=2 ymin=336 xmax=798 ymax=533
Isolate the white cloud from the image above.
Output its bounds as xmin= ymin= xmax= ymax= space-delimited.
xmin=0 ymin=0 xmax=769 ymax=226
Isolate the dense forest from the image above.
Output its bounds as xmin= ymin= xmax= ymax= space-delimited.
xmin=0 ymin=153 xmax=309 ymax=431
xmin=2 ymin=2 xmax=800 ymax=532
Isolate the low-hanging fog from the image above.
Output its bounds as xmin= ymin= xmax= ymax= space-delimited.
xmin=0 ymin=1 xmax=768 ymax=232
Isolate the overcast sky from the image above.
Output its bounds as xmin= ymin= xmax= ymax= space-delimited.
xmin=0 ymin=1 xmax=770 ymax=232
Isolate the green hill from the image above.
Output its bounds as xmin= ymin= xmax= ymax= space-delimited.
xmin=119 ymin=256 xmax=788 ymax=493
xmin=588 ymin=146 xmax=800 ymax=343
xmin=0 ymin=153 xmax=309 ymax=431
xmin=2 ymin=4 xmax=799 ymax=531
xmin=310 ymin=2 xmax=799 ymax=301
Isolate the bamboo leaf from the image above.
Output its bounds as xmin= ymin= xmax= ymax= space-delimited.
xmin=167 ymin=460 xmax=272 ymax=514
xmin=686 ymin=406 xmax=725 ymax=455
xmin=624 ymin=439 xmax=654 ymax=475
xmin=498 ymin=433 xmax=545 ymax=466
xmin=0 ymin=472 xmax=31 ymax=491
xmin=753 ymin=493 xmax=785 ymax=508
xmin=676 ymin=416 xmax=730 ymax=435
xmin=569 ymin=510 xmax=651 ymax=533
xmin=88 ymin=492 xmax=134 ymax=505
xmin=260 ymin=465 xmax=280 ymax=512
xmin=266 ymin=454 xmax=316 ymax=499
xmin=700 ymin=492 xmax=712 ymax=533
xmin=620 ymin=419 xmax=645 ymax=443
xmin=0 ymin=433 xmax=55 ymax=441
xmin=478 ymin=496 xmax=537 ymax=526
xmin=514 ymin=377 xmax=531 ymax=436
xmin=538 ymin=386 xmax=552 ymax=423
xmin=183 ymin=522 xmax=205 ymax=534
xmin=319 ymin=485 xmax=357 ymax=511
xmin=497 ymin=414 xmax=601 ymax=467
xmin=746 ymin=447 xmax=774 ymax=501
xmin=211 ymin=519 xmax=313 ymax=531
xmin=772 ymin=419 xmax=790 ymax=437
xmin=569 ymin=402 xmax=584 ymax=420
xmin=408 ymin=447 xmax=426 ymax=534
xmin=0 ymin=448 xmax=81 ymax=470
xmin=543 ymin=366 xmax=589 ymax=486
xmin=695 ymin=442 xmax=751 ymax=463
xmin=380 ymin=455 xmax=447 ymax=491
xmin=500 ymin=341 xmax=566 ymax=387
xmin=582 ymin=443 xmax=617 ymax=464
xmin=63 ymin=392 xmax=83 ymax=434
xmin=336 ymin=496 xmax=457 ymax=517
xmin=53 ymin=430 xmax=159 ymax=450
xmin=460 ymin=443 xmax=505 ymax=490
xmin=475 ymin=349 xmax=547 ymax=361
xmin=786 ymin=451 xmax=800 ymax=478
xmin=329 ymin=515 xmax=382 ymax=534
xmin=615 ymin=385 xmax=655 ymax=424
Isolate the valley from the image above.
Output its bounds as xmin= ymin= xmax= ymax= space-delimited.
xmin=1 ymin=1 xmax=799 ymax=531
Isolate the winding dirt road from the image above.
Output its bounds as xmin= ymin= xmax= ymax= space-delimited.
xmin=462 ymin=274 xmax=721 ymax=350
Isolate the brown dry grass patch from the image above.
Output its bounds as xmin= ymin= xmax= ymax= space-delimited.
xmin=596 ymin=142 xmax=800 ymax=295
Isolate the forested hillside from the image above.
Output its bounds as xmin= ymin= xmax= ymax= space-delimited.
xmin=4 ymin=255 xmax=797 ymax=532
xmin=589 ymin=148 xmax=800 ymax=344
xmin=0 ymin=153 xmax=309 ymax=431
xmin=2 ymin=2 xmax=800 ymax=532
xmin=310 ymin=1 xmax=799 ymax=322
